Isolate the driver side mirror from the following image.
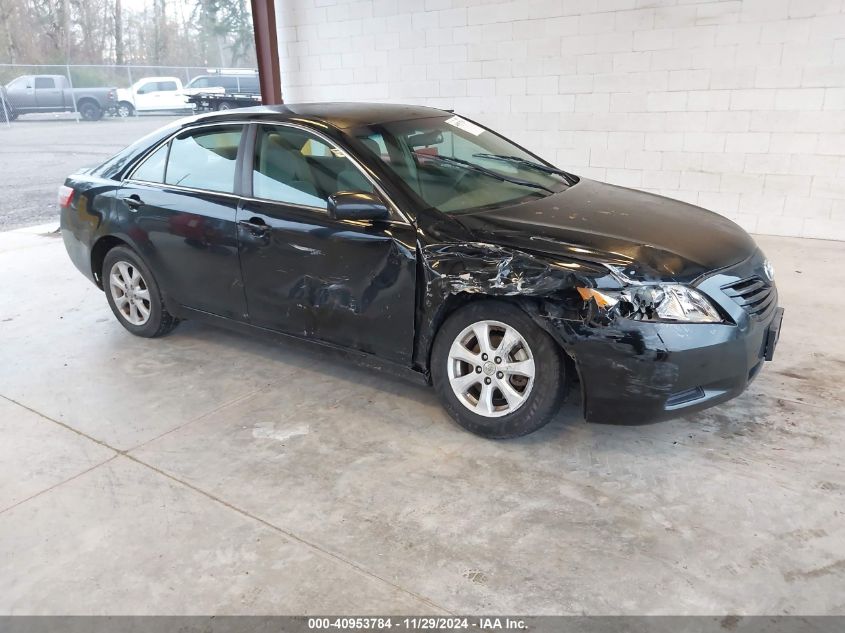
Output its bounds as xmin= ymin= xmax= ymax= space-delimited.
xmin=327 ymin=191 xmax=390 ymax=222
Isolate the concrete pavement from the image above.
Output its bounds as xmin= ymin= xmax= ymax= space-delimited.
xmin=0 ymin=227 xmax=843 ymax=614
xmin=0 ymin=117 xmax=178 ymax=230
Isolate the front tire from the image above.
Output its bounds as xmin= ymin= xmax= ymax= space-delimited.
xmin=116 ymin=101 xmax=134 ymax=117
xmin=0 ymin=102 xmax=14 ymax=122
xmin=102 ymin=246 xmax=179 ymax=338
xmin=431 ymin=301 xmax=565 ymax=439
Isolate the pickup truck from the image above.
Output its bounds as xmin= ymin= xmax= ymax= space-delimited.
xmin=115 ymin=76 xmax=196 ymax=117
xmin=0 ymin=75 xmax=116 ymax=121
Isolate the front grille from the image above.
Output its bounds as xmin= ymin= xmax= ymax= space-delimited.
xmin=721 ymin=276 xmax=777 ymax=320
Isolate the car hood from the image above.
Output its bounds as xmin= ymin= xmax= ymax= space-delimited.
xmin=452 ymin=178 xmax=757 ymax=283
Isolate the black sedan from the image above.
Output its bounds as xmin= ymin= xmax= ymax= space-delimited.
xmin=60 ymin=103 xmax=783 ymax=438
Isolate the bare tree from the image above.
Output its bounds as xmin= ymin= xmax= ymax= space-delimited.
xmin=0 ymin=0 xmax=257 ymax=71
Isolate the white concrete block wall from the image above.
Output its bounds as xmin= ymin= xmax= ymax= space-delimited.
xmin=277 ymin=0 xmax=845 ymax=240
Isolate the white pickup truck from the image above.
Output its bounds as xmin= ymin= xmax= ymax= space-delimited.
xmin=115 ymin=76 xmax=217 ymax=117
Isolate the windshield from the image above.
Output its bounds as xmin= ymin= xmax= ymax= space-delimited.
xmin=350 ymin=115 xmax=574 ymax=214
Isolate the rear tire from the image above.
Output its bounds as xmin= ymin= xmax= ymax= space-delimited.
xmin=431 ymin=300 xmax=565 ymax=439
xmin=78 ymin=101 xmax=102 ymax=121
xmin=102 ymin=246 xmax=179 ymax=338
xmin=217 ymin=101 xmax=234 ymax=111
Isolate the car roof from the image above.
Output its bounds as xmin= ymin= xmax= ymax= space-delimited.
xmin=191 ymin=102 xmax=451 ymax=129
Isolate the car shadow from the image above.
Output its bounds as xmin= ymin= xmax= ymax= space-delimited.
xmin=166 ymin=318 xmax=587 ymax=438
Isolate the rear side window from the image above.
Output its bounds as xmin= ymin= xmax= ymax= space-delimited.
xmin=238 ymin=77 xmax=259 ymax=93
xmin=165 ymin=126 xmax=243 ymax=193
xmin=34 ymin=77 xmax=55 ymax=89
xmin=158 ymin=81 xmax=178 ymax=92
xmin=131 ymin=144 xmax=168 ymax=183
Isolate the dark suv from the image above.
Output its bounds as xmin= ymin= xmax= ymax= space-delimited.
xmin=185 ymin=74 xmax=259 ymax=95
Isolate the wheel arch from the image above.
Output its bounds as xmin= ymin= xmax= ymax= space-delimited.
xmin=419 ymin=292 xmax=579 ymax=389
xmin=90 ymin=235 xmax=130 ymax=289
xmin=75 ymin=96 xmax=99 ymax=110
xmin=415 ymin=241 xmax=594 ymax=392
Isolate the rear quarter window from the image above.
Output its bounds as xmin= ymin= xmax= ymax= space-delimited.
xmin=131 ymin=144 xmax=168 ymax=183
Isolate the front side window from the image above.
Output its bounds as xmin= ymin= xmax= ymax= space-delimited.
xmin=353 ymin=116 xmax=572 ymax=214
xmin=165 ymin=126 xmax=242 ymax=193
xmin=34 ymin=77 xmax=55 ymax=89
xmin=188 ymin=77 xmax=209 ymax=89
xmin=252 ymin=125 xmax=374 ymax=209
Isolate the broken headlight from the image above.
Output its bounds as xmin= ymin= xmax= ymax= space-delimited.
xmin=577 ymin=285 xmax=722 ymax=323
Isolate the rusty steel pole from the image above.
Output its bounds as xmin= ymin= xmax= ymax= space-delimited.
xmin=251 ymin=0 xmax=283 ymax=105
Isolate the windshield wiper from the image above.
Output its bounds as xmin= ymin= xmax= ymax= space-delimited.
xmin=421 ymin=153 xmax=555 ymax=194
xmin=472 ymin=153 xmax=578 ymax=186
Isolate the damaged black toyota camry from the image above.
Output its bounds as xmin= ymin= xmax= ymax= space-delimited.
xmin=60 ymin=103 xmax=783 ymax=438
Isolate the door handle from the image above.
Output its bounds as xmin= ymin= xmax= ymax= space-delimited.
xmin=238 ymin=217 xmax=270 ymax=236
xmin=123 ymin=194 xmax=144 ymax=210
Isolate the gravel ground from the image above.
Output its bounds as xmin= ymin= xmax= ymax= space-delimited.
xmin=0 ymin=114 xmax=180 ymax=231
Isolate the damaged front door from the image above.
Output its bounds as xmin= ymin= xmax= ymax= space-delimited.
xmin=237 ymin=124 xmax=417 ymax=364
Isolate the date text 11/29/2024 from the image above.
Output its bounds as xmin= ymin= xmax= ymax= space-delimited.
xmin=307 ymin=617 xmax=527 ymax=630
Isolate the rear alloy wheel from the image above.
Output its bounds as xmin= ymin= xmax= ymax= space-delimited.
xmin=78 ymin=101 xmax=102 ymax=121
xmin=109 ymin=261 xmax=151 ymax=326
xmin=432 ymin=301 xmax=565 ymax=439
xmin=102 ymin=246 xmax=179 ymax=338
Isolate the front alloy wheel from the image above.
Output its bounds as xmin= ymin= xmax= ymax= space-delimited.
xmin=432 ymin=301 xmax=565 ymax=439
xmin=117 ymin=102 xmax=134 ymax=117
xmin=447 ymin=320 xmax=535 ymax=417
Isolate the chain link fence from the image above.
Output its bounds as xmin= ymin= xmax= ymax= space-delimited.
xmin=0 ymin=63 xmax=259 ymax=125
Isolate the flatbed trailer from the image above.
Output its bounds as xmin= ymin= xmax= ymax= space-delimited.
xmin=186 ymin=92 xmax=262 ymax=112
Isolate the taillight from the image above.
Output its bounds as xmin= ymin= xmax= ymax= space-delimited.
xmin=58 ymin=185 xmax=75 ymax=208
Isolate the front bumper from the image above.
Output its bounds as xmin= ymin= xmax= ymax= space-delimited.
xmin=543 ymin=251 xmax=784 ymax=424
